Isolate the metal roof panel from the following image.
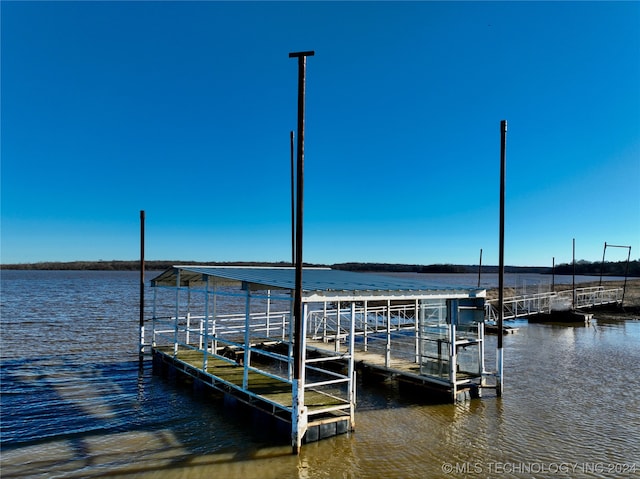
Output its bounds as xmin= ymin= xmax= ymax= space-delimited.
xmin=151 ymin=266 xmax=482 ymax=297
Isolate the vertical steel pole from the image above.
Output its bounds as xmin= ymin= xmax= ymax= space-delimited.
xmin=203 ymin=276 xmax=209 ymax=370
xmin=477 ymin=248 xmax=483 ymax=288
xmin=552 ymin=256 xmax=555 ymax=292
xmin=289 ymin=50 xmax=314 ymax=381
xmin=243 ymin=289 xmax=251 ymax=389
xmin=289 ymin=49 xmax=314 ymax=455
xmin=174 ymin=269 xmax=180 ymax=356
xmin=348 ymin=302 xmax=356 ymax=431
xmin=290 ymin=130 xmax=296 ymax=266
xmin=622 ymin=246 xmax=631 ymax=307
xmin=599 ymin=242 xmax=607 ymax=286
xmin=497 ymin=120 xmax=507 ymax=397
xmin=572 ymin=238 xmax=576 ymax=309
xmin=139 ymin=210 xmax=145 ymax=364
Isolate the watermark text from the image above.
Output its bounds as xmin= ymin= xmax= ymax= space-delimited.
xmin=441 ymin=462 xmax=637 ymax=475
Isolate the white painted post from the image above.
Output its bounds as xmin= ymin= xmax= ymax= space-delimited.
xmin=266 ymin=289 xmax=271 ymax=338
xmin=363 ymin=300 xmax=368 ymax=352
xmin=349 ymin=301 xmax=356 ymax=431
xmin=203 ymin=276 xmax=209 ymax=370
xmin=479 ymin=314 xmax=485 ymax=378
xmin=335 ymin=301 xmax=341 ymax=352
xmin=292 ymin=302 xmax=309 ymax=451
xmin=288 ymin=299 xmax=294 ymax=380
xmin=385 ymin=299 xmax=391 ymax=368
xmin=301 ymin=303 xmax=308 ymax=374
xmin=243 ymin=289 xmax=251 ymax=389
xmin=212 ymin=282 xmax=217 ymax=355
xmin=450 ymin=320 xmax=457 ymax=401
xmin=448 ymin=300 xmax=458 ymax=401
xmin=139 ymin=323 xmax=145 ymax=358
xmin=186 ymin=312 xmax=191 ymax=346
xmin=291 ymin=379 xmax=307 ymax=454
xmin=414 ymin=299 xmax=420 ymax=364
xmin=282 ymin=314 xmax=286 ymax=341
xmin=174 ymin=270 xmax=180 ymax=357
xmin=152 ymin=287 xmax=157 ymax=347
xmin=323 ymin=301 xmax=327 ymax=343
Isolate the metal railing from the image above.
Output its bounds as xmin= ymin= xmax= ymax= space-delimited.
xmin=151 ymin=308 xmax=353 ymax=419
xmin=485 ymin=286 xmax=623 ymax=321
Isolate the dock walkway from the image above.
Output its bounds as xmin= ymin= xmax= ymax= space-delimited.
xmin=484 ymin=285 xmax=623 ymax=321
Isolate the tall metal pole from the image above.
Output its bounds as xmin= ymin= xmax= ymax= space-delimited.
xmin=290 ymin=130 xmax=296 ymax=266
xmin=477 ymin=248 xmax=483 ymax=288
xmin=605 ymin=244 xmax=632 ymax=307
xmin=622 ymin=245 xmax=631 ymax=307
xmin=572 ymin=238 xmax=576 ymax=309
xmin=552 ymin=256 xmax=555 ymax=292
xmin=139 ymin=210 xmax=145 ymax=364
xmin=497 ymin=120 xmax=507 ymax=397
xmin=289 ymin=50 xmax=314 ymax=455
xmin=599 ymin=242 xmax=607 ymax=286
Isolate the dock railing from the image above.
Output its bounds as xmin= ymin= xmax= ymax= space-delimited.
xmin=484 ymin=286 xmax=623 ymax=321
xmin=152 ymin=307 xmax=354 ymax=423
xmin=153 ymin=304 xmax=421 ymax=376
xmin=307 ymin=304 xmax=419 ymax=368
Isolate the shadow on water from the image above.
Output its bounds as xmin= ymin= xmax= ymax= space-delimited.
xmin=0 ymin=357 xmax=296 ymax=478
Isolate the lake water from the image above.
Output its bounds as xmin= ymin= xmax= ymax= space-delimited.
xmin=1 ymin=270 xmax=638 ymax=478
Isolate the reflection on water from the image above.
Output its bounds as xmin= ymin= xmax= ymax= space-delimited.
xmin=1 ymin=271 xmax=639 ymax=478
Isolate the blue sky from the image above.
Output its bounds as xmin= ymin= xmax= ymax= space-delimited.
xmin=2 ymin=1 xmax=639 ymax=266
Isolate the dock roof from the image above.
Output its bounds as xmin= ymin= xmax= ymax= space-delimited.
xmin=151 ymin=266 xmax=484 ymax=301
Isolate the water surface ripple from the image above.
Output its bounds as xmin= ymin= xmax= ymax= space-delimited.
xmin=1 ymin=271 xmax=638 ymax=478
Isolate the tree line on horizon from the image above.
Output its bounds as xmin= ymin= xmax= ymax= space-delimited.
xmin=2 ymin=259 xmax=639 ymax=276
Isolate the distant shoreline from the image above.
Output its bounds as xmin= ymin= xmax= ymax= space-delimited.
xmin=1 ymin=259 xmax=638 ymax=276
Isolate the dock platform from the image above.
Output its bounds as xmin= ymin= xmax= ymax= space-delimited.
xmin=146 ymin=266 xmax=490 ymax=452
xmin=152 ymin=345 xmax=351 ymax=444
xmin=306 ymin=334 xmax=485 ymax=402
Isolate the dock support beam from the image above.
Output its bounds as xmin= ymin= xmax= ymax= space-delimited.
xmin=174 ymin=269 xmax=180 ymax=357
xmin=349 ymin=302 xmax=356 ymax=431
xmin=291 ymin=303 xmax=308 ymax=453
xmin=448 ymin=300 xmax=458 ymax=402
xmin=385 ymin=299 xmax=391 ymax=368
xmin=203 ymin=276 xmax=209 ymax=370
